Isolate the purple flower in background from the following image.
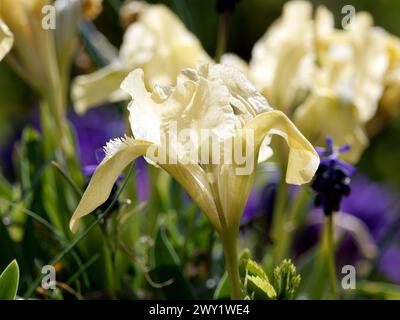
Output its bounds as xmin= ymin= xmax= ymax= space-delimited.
xmin=312 ymin=136 xmax=355 ymax=216
xmin=339 ymin=176 xmax=400 ymax=283
xmin=135 ymin=157 xmax=150 ymax=203
xmin=70 ymin=104 xmax=151 ymax=204
xmin=241 ymin=191 xmax=261 ymax=224
xmin=380 ymin=245 xmax=400 ymax=283
xmin=68 ymin=104 xmax=125 ymax=167
xmin=296 ymin=173 xmax=400 ymax=284
xmin=341 ymin=176 xmax=394 ymax=240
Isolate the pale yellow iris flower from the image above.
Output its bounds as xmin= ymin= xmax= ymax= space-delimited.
xmin=72 ymin=3 xmax=211 ymax=114
xmin=294 ymin=6 xmax=391 ymax=162
xmin=69 ymin=63 xmax=319 ymax=239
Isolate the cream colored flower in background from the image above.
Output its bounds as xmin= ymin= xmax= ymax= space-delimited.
xmin=0 ymin=0 xmax=59 ymax=93
xmin=294 ymin=7 xmax=391 ymax=162
xmin=228 ymin=0 xmax=400 ymax=163
xmin=313 ymin=8 xmax=388 ymax=123
xmin=0 ymin=19 xmax=13 ymax=61
xmin=249 ymin=0 xmax=315 ymax=115
xmin=69 ymin=63 xmax=319 ymax=235
xmin=72 ymin=3 xmax=211 ymax=114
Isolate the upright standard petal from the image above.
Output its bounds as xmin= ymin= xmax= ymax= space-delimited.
xmin=70 ymin=137 xmax=221 ymax=233
xmin=250 ymin=0 xmax=314 ymax=113
xmin=314 ymin=8 xmax=388 ymax=123
xmin=121 ymin=68 xmax=236 ymax=162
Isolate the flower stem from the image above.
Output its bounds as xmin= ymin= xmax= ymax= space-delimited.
xmin=215 ymin=12 xmax=230 ymax=63
xmin=326 ymin=214 xmax=338 ymax=299
xmin=221 ymin=232 xmax=242 ymax=300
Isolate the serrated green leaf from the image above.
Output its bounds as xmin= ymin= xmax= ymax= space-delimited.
xmin=239 ymin=250 xmax=268 ymax=280
xmin=0 ymin=260 xmax=19 ymax=300
xmin=247 ymin=275 xmax=277 ymax=300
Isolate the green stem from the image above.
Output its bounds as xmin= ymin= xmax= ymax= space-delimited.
xmin=326 ymin=214 xmax=338 ymax=299
xmin=271 ymin=178 xmax=288 ymax=264
xmin=215 ymin=12 xmax=230 ymax=63
xmin=278 ymin=187 xmax=310 ymax=260
xmin=221 ymin=232 xmax=242 ymax=300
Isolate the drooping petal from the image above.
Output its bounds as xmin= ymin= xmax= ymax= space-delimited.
xmin=0 ymin=19 xmax=13 ymax=60
xmin=72 ymin=64 xmax=129 ymax=114
xmin=70 ymin=137 xmax=221 ymax=233
xmin=70 ymin=137 xmax=151 ymax=232
xmin=244 ymin=110 xmax=320 ymax=185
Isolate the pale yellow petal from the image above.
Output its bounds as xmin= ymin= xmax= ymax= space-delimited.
xmin=217 ymin=162 xmax=256 ymax=231
xmin=120 ymin=4 xmax=210 ymax=89
xmin=72 ymin=64 xmax=129 ymax=114
xmin=119 ymin=22 xmax=156 ymax=67
xmin=213 ymin=109 xmax=319 ymax=231
xmin=208 ymin=63 xmax=271 ymax=117
xmin=70 ymin=138 xmax=151 ymax=233
xmin=121 ymin=69 xmax=164 ymax=145
xmin=250 ymin=0 xmax=314 ymax=113
xmin=0 ymin=19 xmax=13 ymax=60
xmin=220 ymin=53 xmax=251 ymax=78
xmin=70 ymin=137 xmax=220 ymax=233
xmin=160 ymin=161 xmax=221 ymax=231
xmin=121 ymin=68 xmax=236 ymax=161
xmin=315 ymin=10 xmax=388 ymax=123
xmin=244 ymin=110 xmax=320 ymax=185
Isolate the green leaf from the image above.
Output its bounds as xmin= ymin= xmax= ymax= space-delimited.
xmin=151 ymin=225 xmax=194 ymax=299
xmin=213 ymin=273 xmax=230 ymax=300
xmin=273 ymin=259 xmax=301 ymax=300
xmin=246 ymin=275 xmax=277 ymax=300
xmin=239 ymin=249 xmax=276 ymax=300
xmin=0 ymin=221 xmax=17 ymax=272
xmin=356 ymin=281 xmax=400 ymax=300
xmin=0 ymin=260 xmax=20 ymax=300
xmin=239 ymin=249 xmax=268 ymax=280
